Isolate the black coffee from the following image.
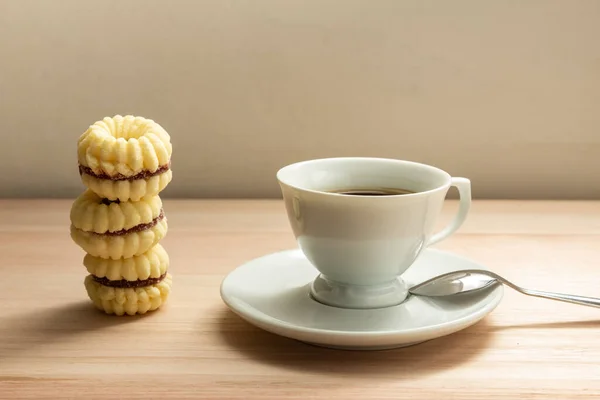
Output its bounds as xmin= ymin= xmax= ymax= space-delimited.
xmin=328 ymin=188 xmax=415 ymax=196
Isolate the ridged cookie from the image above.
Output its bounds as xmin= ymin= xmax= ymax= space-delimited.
xmin=71 ymin=217 xmax=167 ymax=260
xmin=84 ymin=273 xmax=172 ymax=316
xmin=80 ymin=169 xmax=172 ymax=202
xmin=70 ymin=189 xmax=162 ymax=234
xmin=77 ymin=115 xmax=172 ymax=201
xmin=84 ymin=244 xmax=169 ymax=281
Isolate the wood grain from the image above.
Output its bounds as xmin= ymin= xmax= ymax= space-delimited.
xmin=1 ymin=199 xmax=600 ymax=399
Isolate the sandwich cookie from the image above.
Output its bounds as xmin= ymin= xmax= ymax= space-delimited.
xmin=77 ymin=115 xmax=173 ymax=202
xmin=70 ymin=190 xmax=167 ymax=260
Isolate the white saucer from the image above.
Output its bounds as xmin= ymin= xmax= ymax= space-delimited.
xmin=220 ymin=248 xmax=504 ymax=350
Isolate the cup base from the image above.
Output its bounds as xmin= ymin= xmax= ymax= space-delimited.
xmin=310 ymin=274 xmax=408 ymax=309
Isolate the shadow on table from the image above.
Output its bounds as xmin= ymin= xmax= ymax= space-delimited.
xmin=0 ymin=301 xmax=157 ymax=362
xmin=217 ymin=308 xmax=492 ymax=379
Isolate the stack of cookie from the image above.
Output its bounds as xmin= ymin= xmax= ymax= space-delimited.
xmin=70 ymin=115 xmax=173 ymax=316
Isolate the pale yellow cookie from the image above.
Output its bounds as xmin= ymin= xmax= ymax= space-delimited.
xmin=70 ymin=189 xmax=162 ymax=234
xmin=80 ymin=169 xmax=172 ymax=202
xmin=84 ymin=244 xmax=169 ymax=281
xmin=77 ymin=115 xmax=172 ymax=176
xmin=77 ymin=115 xmax=172 ymax=201
xmin=84 ymin=273 xmax=172 ymax=316
xmin=71 ymin=217 xmax=168 ymax=260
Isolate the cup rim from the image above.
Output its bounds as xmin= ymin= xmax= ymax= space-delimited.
xmin=276 ymin=157 xmax=452 ymax=198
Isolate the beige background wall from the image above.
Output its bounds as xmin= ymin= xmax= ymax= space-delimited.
xmin=0 ymin=0 xmax=598 ymax=199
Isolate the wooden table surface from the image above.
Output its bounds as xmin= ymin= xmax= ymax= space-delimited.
xmin=1 ymin=199 xmax=600 ymax=399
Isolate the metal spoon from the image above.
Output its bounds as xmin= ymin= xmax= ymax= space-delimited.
xmin=409 ymin=269 xmax=600 ymax=309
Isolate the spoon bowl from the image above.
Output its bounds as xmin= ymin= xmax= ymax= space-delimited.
xmin=409 ymin=269 xmax=500 ymax=297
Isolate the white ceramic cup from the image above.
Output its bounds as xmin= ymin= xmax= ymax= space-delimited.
xmin=277 ymin=157 xmax=471 ymax=309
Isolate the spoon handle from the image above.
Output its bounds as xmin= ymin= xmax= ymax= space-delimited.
xmin=482 ymin=271 xmax=600 ymax=309
xmin=514 ymin=287 xmax=600 ymax=309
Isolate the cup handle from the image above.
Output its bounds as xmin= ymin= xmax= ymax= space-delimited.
xmin=428 ymin=177 xmax=472 ymax=246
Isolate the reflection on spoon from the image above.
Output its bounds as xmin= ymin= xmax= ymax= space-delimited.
xmin=409 ymin=269 xmax=600 ymax=309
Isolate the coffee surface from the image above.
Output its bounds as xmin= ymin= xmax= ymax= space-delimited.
xmin=328 ymin=187 xmax=415 ymax=196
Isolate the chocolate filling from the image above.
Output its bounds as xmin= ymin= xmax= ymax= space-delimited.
xmin=79 ymin=163 xmax=170 ymax=181
xmin=100 ymin=198 xmax=121 ymax=205
xmin=92 ymin=272 xmax=167 ymax=288
xmin=92 ymin=210 xmax=164 ymax=236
